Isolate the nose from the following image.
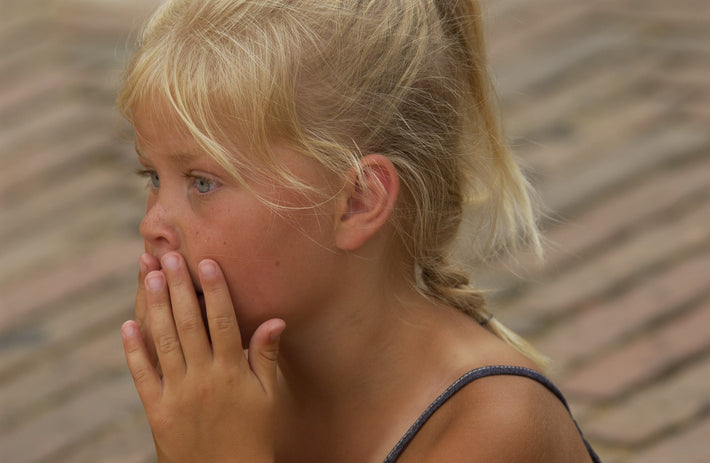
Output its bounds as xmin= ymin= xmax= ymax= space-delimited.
xmin=139 ymin=195 xmax=181 ymax=255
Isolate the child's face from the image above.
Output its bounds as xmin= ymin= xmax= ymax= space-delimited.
xmin=133 ymin=106 xmax=342 ymax=340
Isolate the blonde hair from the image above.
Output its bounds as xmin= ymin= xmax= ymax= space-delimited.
xmin=118 ymin=0 xmax=547 ymax=367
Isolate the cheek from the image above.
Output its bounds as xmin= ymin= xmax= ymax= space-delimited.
xmin=217 ymin=212 xmax=334 ymax=309
xmin=188 ymin=210 xmax=280 ymax=278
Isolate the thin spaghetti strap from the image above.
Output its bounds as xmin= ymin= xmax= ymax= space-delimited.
xmin=383 ymin=365 xmax=602 ymax=463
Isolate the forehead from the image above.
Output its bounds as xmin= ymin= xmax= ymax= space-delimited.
xmin=132 ymin=103 xmax=195 ymax=151
xmin=130 ymin=96 xmax=341 ymax=199
xmin=134 ymin=104 xmax=243 ymax=180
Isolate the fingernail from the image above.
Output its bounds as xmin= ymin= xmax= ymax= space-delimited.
xmin=122 ymin=321 xmax=138 ymax=338
xmin=146 ymin=273 xmax=164 ymax=292
xmin=163 ymin=254 xmax=179 ymax=270
xmin=270 ymin=321 xmax=286 ymax=343
xmin=199 ymin=260 xmax=217 ymax=279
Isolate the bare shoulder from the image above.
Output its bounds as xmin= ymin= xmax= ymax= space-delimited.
xmin=397 ymin=367 xmax=594 ymax=463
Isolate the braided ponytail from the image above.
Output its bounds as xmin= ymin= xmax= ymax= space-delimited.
xmin=410 ymin=0 xmax=548 ymax=367
xmin=418 ymin=254 xmax=550 ymax=369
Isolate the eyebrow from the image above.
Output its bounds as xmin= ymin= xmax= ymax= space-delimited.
xmin=134 ymin=144 xmax=200 ymax=165
xmin=134 ymin=144 xmax=148 ymax=161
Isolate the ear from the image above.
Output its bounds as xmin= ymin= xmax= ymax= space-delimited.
xmin=335 ymin=154 xmax=400 ymax=251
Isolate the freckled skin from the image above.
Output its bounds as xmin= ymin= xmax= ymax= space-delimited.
xmin=134 ymin=106 xmax=343 ymax=344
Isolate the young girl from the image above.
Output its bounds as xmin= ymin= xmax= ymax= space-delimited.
xmin=119 ymin=1 xmax=601 ymax=461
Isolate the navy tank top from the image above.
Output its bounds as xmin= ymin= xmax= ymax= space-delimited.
xmin=383 ymin=365 xmax=601 ymax=462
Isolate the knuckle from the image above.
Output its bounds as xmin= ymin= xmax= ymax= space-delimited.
xmin=134 ymin=315 xmax=149 ymax=332
xmin=156 ymin=333 xmax=181 ymax=354
xmin=260 ymin=348 xmax=280 ymax=364
xmin=204 ymin=283 xmax=229 ymax=300
xmin=134 ymin=299 xmax=147 ymax=319
xmin=168 ymin=276 xmax=190 ymax=291
xmin=177 ymin=314 xmax=202 ymax=333
xmin=125 ymin=340 xmax=143 ymax=356
xmin=131 ymin=366 xmax=153 ymax=387
xmin=149 ymin=299 xmax=171 ymax=315
xmin=210 ymin=314 xmax=236 ymax=333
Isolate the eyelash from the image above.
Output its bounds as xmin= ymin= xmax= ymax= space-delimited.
xmin=135 ymin=169 xmax=220 ymax=195
xmin=191 ymin=175 xmax=220 ymax=194
xmin=135 ymin=168 xmax=160 ymax=190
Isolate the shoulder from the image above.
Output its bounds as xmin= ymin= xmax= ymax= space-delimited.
xmin=398 ymin=367 xmax=593 ymax=463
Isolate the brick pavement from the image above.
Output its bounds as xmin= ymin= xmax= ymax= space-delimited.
xmin=1 ymin=1 xmax=708 ymax=462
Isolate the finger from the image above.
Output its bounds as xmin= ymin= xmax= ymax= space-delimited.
xmin=198 ymin=259 xmax=243 ymax=362
xmin=145 ymin=270 xmax=186 ymax=381
xmin=121 ymin=320 xmax=162 ymax=408
xmin=161 ymin=252 xmax=211 ymax=365
xmin=135 ymin=254 xmax=161 ymax=369
xmin=248 ymin=319 xmax=286 ymax=395
xmin=135 ymin=253 xmax=161 ymax=325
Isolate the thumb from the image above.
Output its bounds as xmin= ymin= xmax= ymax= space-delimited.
xmin=248 ymin=318 xmax=286 ymax=393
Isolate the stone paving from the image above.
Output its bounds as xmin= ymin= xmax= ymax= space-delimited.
xmin=1 ymin=0 xmax=708 ymax=462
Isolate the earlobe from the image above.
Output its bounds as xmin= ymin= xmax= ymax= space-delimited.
xmin=335 ymin=154 xmax=400 ymax=251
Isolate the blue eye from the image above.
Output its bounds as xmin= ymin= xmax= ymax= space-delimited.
xmin=149 ymin=171 xmax=160 ymax=189
xmin=194 ymin=176 xmax=217 ymax=194
xmin=136 ymin=169 xmax=160 ymax=189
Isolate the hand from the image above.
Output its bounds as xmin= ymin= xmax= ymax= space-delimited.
xmin=134 ymin=253 xmax=161 ymax=375
xmin=121 ymin=252 xmax=286 ymax=463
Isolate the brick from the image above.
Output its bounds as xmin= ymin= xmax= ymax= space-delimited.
xmin=523 ymin=86 xmax=671 ymax=179
xmin=501 ymin=199 xmax=710 ymax=330
xmin=0 ymin=238 xmax=142 ymax=330
xmin=0 ymin=9 xmax=49 ymax=56
xmin=626 ymin=415 xmax=710 ymax=463
xmin=584 ymin=356 xmax=710 ymax=445
xmin=561 ymin=297 xmax=710 ymax=400
xmin=599 ymin=1 xmax=710 ymax=28
xmin=0 ymin=170 xmax=134 ymax=242
xmin=0 ymin=273 xmax=135 ymax=376
xmin=0 ymin=333 xmax=126 ymax=427
xmin=0 ymin=65 xmax=80 ymax=116
xmin=538 ymin=123 xmax=709 ymax=214
xmin=468 ymin=150 xmax=710 ymax=298
xmin=0 ymin=104 xmax=114 ymax=174
xmin=539 ymin=155 xmax=710 ymax=272
xmin=50 ymin=0 xmax=161 ymax=31
xmin=0 ymin=371 xmax=143 ymax=463
xmin=537 ymin=247 xmax=710 ymax=370
xmin=0 ymin=200 xmax=141 ymax=284
xmin=49 ymin=411 xmax=154 ymax=463
xmin=494 ymin=20 xmax=627 ymax=105
xmin=657 ymin=60 xmax=710 ymax=90
xmin=487 ymin=0 xmax=592 ymax=59
xmin=504 ymin=54 xmax=660 ymax=147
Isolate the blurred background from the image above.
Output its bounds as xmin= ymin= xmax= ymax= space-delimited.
xmin=1 ymin=0 xmax=708 ymax=462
